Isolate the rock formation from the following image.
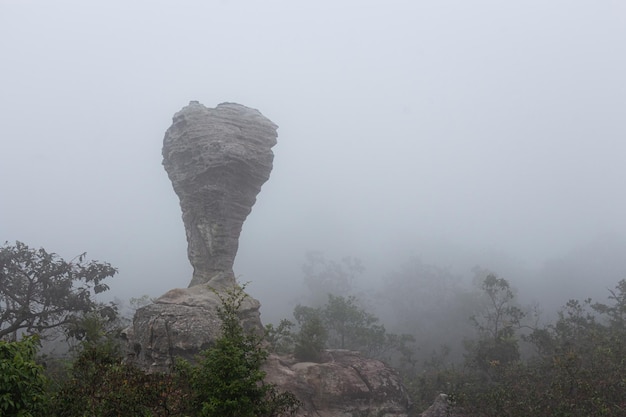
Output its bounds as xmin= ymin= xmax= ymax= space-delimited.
xmin=124 ymin=101 xmax=413 ymax=416
xmin=162 ymin=101 xmax=277 ymax=288
xmin=264 ymin=350 xmax=412 ymax=417
xmin=124 ymin=285 xmax=262 ymax=372
xmin=125 ymin=101 xmax=273 ymax=370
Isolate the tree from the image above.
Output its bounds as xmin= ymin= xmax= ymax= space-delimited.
xmin=455 ymin=280 xmax=626 ymax=417
xmin=293 ymin=305 xmax=327 ymax=362
xmin=188 ymin=284 xmax=300 ymax=417
xmin=293 ymin=294 xmax=413 ymax=362
xmin=466 ymin=274 xmax=525 ymax=372
xmin=0 ymin=241 xmax=117 ymax=340
xmin=405 ymin=279 xmax=626 ymax=416
xmin=592 ymin=278 xmax=626 ymax=331
xmin=323 ymin=294 xmax=380 ymax=350
xmin=265 ymin=319 xmax=295 ymax=355
xmin=49 ymin=316 xmax=192 ymax=417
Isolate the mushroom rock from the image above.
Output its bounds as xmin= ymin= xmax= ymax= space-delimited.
xmin=125 ymin=102 xmax=413 ymax=417
xmin=123 ymin=101 xmax=274 ymax=371
xmin=162 ymin=101 xmax=277 ymax=288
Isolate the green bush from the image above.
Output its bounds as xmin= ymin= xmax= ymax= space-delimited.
xmin=293 ymin=305 xmax=327 ymax=362
xmin=0 ymin=336 xmax=48 ymax=417
xmin=49 ymin=320 xmax=192 ymax=417
xmin=187 ymin=284 xmax=300 ymax=417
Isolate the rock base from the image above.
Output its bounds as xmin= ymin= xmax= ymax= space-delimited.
xmin=123 ymin=283 xmax=261 ymax=373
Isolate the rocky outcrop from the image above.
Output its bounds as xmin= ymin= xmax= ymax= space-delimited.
xmin=124 ymin=280 xmax=262 ymax=373
xmin=125 ymin=101 xmax=274 ymax=370
xmin=162 ymin=101 xmax=277 ymax=288
xmin=264 ymin=350 xmax=411 ymax=417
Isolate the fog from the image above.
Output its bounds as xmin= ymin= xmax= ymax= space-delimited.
xmin=2 ymin=1 xmax=626 ymax=324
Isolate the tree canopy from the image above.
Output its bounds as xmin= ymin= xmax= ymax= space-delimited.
xmin=0 ymin=241 xmax=117 ymax=340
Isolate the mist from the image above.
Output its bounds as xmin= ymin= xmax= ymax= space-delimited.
xmin=2 ymin=1 xmax=626 ymax=326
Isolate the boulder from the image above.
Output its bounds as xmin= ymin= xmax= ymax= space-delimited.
xmin=264 ymin=350 xmax=412 ymax=417
xmin=124 ymin=280 xmax=262 ymax=373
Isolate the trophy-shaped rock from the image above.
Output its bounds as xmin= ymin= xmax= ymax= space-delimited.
xmin=162 ymin=101 xmax=278 ymax=287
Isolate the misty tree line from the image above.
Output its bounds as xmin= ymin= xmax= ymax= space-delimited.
xmin=1 ymin=241 xmax=625 ymax=416
xmin=276 ymin=251 xmax=626 ymax=416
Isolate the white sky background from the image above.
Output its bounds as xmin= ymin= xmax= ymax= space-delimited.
xmin=2 ymin=1 xmax=626 ymax=317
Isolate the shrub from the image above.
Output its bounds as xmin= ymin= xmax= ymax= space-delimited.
xmin=0 ymin=335 xmax=48 ymax=417
xmin=188 ymin=284 xmax=300 ymax=417
xmin=49 ymin=321 xmax=192 ymax=417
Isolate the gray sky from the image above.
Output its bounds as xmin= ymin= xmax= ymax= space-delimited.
xmin=2 ymin=1 xmax=626 ymax=314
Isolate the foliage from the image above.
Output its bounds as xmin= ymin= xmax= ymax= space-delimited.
xmin=323 ymin=294 xmax=378 ymax=350
xmin=0 ymin=275 xmax=298 ymax=417
xmin=323 ymin=294 xmax=414 ymax=359
xmin=470 ymin=274 xmax=525 ymax=340
xmin=293 ymin=305 xmax=327 ymax=362
xmin=265 ymin=319 xmax=295 ymax=354
xmin=43 ymin=283 xmax=302 ymax=417
xmin=0 ymin=335 xmax=48 ymax=417
xmin=405 ymin=279 xmax=626 ymax=417
xmin=0 ymin=241 xmax=117 ymax=340
xmin=61 ymin=305 xmax=123 ymax=351
xmin=293 ymin=294 xmax=413 ymax=363
xmin=465 ymin=274 xmax=525 ymax=374
xmin=49 ymin=319 xmax=192 ymax=417
xmin=188 ymin=284 xmax=300 ymax=417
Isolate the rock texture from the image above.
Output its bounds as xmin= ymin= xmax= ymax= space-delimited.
xmin=124 ymin=280 xmax=262 ymax=373
xmin=162 ymin=101 xmax=278 ymax=288
xmin=264 ymin=350 xmax=411 ymax=417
